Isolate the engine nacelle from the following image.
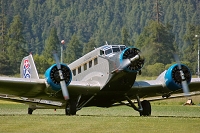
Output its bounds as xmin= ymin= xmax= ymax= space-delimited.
xmin=45 ymin=64 xmax=72 ymax=91
xmin=164 ymin=64 xmax=191 ymax=91
xmin=119 ymin=47 xmax=145 ymax=72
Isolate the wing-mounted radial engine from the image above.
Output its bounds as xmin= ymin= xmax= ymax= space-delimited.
xmin=164 ymin=64 xmax=191 ymax=91
xmin=44 ymin=64 xmax=72 ymax=92
xmin=119 ymin=47 xmax=145 ymax=72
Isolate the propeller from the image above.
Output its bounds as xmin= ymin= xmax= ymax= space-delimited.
xmin=53 ymin=53 xmax=70 ymax=100
xmin=112 ymin=54 xmax=141 ymax=73
xmin=174 ymin=54 xmax=190 ymax=97
xmin=121 ymin=54 xmax=141 ymax=69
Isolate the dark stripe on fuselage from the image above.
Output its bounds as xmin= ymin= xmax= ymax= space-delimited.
xmin=101 ymin=71 xmax=137 ymax=92
xmin=80 ymin=72 xmax=137 ymax=107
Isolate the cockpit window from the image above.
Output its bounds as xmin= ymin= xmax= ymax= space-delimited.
xmin=112 ymin=47 xmax=120 ymax=52
xmin=105 ymin=49 xmax=112 ymax=55
xmin=120 ymin=46 xmax=126 ymax=51
xmin=100 ymin=45 xmax=126 ymax=56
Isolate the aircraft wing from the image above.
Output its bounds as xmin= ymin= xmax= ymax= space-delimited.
xmin=0 ymin=94 xmax=65 ymax=109
xmin=0 ymin=76 xmax=100 ymax=101
xmin=128 ymin=77 xmax=200 ymax=99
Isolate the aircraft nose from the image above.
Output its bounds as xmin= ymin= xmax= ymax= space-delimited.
xmin=119 ymin=47 xmax=145 ymax=72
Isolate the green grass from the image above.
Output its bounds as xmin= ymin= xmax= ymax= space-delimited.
xmin=0 ymin=99 xmax=200 ymax=133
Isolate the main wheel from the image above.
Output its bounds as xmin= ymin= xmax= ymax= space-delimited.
xmin=28 ymin=108 xmax=33 ymax=115
xmin=65 ymin=99 xmax=77 ymax=115
xmin=140 ymin=100 xmax=151 ymax=116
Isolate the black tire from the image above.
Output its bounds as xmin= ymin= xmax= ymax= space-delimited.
xmin=28 ymin=108 xmax=33 ymax=115
xmin=65 ymin=103 xmax=70 ymax=115
xmin=65 ymin=99 xmax=77 ymax=115
xmin=140 ymin=100 xmax=151 ymax=116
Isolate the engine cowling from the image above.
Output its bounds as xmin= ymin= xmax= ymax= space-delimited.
xmin=45 ymin=64 xmax=72 ymax=91
xmin=164 ymin=64 xmax=191 ymax=91
xmin=119 ymin=47 xmax=145 ymax=72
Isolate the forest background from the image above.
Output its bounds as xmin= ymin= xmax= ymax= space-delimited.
xmin=0 ymin=0 xmax=200 ymax=77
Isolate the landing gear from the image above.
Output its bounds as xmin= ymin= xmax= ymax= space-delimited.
xmin=28 ymin=105 xmax=36 ymax=115
xmin=28 ymin=108 xmax=34 ymax=115
xmin=140 ymin=100 xmax=151 ymax=116
xmin=162 ymin=93 xmax=171 ymax=98
xmin=65 ymin=99 xmax=77 ymax=115
xmin=125 ymin=95 xmax=151 ymax=116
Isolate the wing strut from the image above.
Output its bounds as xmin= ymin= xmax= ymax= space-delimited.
xmin=77 ymin=93 xmax=97 ymax=111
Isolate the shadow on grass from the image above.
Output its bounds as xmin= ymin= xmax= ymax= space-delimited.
xmin=0 ymin=113 xmax=200 ymax=119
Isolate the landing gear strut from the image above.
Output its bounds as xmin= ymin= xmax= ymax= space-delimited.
xmin=125 ymin=95 xmax=151 ymax=116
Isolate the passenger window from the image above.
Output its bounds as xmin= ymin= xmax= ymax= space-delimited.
xmin=100 ymin=50 xmax=104 ymax=55
xmin=72 ymin=69 xmax=76 ymax=76
xmin=89 ymin=60 xmax=92 ymax=68
xmin=94 ymin=58 xmax=98 ymax=65
xmin=84 ymin=63 xmax=87 ymax=71
xmin=78 ymin=66 xmax=81 ymax=74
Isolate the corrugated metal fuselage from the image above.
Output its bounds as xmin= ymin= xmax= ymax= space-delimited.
xmin=68 ymin=46 xmax=137 ymax=107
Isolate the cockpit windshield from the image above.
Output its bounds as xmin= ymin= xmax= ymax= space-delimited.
xmin=100 ymin=45 xmax=126 ymax=56
xmin=112 ymin=46 xmax=120 ymax=52
xmin=120 ymin=46 xmax=126 ymax=51
xmin=105 ymin=49 xmax=112 ymax=55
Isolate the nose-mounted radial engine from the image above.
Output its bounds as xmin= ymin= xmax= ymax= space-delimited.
xmin=119 ymin=47 xmax=145 ymax=72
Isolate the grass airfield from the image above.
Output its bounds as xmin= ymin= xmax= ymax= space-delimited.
xmin=0 ymin=97 xmax=200 ymax=133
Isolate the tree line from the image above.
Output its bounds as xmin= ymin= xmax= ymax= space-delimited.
xmin=0 ymin=0 xmax=200 ymax=76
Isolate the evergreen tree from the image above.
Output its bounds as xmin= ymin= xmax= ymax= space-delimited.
xmin=33 ymin=54 xmax=49 ymax=74
xmin=0 ymin=0 xmax=12 ymax=75
xmin=43 ymin=27 xmax=60 ymax=65
xmin=0 ymin=0 xmax=199 ymax=75
xmin=6 ymin=15 xmax=27 ymax=74
xmin=121 ymin=27 xmax=131 ymax=46
xmin=64 ymin=34 xmax=82 ymax=64
xmin=0 ymin=0 xmax=7 ymax=52
xmin=0 ymin=53 xmax=10 ymax=75
xmin=136 ymin=20 xmax=175 ymax=65
xmin=183 ymin=24 xmax=200 ymax=73
xmin=82 ymin=37 xmax=96 ymax=55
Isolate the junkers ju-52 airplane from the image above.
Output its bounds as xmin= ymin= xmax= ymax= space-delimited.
xmin=0 ymin=44 xmax=200 ymax=116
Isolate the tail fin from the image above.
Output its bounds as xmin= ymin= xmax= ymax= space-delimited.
xmin=20 ymin=54 xmax=39 ymax=79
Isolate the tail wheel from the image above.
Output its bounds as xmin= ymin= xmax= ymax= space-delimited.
xmin=139 ymin=100 xmax=151 ymax=116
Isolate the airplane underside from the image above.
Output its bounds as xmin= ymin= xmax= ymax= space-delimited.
xmin=77 ymin=93 xmax=151 ymax=116
xmin=26 ymin=96 xmax=149 ymax=116
xmin=27 ymin=70 xmax=152 ymax=116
